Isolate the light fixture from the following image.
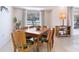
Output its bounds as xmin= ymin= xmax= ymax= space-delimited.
xmin=59 ymin=12 xmax=66 ymax=26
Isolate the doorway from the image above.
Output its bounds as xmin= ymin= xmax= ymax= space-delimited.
xmin=72 ymin=7 xmax=79 ymax=35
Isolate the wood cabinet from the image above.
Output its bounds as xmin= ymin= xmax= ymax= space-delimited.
xmin=56 ymin=26 xmax=71 ymax=37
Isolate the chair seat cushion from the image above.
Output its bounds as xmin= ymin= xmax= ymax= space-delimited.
xmin=27 ymin=37 xmax=36 ymax=44
xmin=42 ymin=32 xmax=48 ymax=38
xmin=22 ymin=38 xmax=36 ymax=49
xmin=43 ymin=32 xmax=47 ymax=35
xmin=40 ymin=38 xmax=48 ymax=43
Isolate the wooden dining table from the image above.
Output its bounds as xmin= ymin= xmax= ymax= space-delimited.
xmin=23 ymin=27 xmax=48 ymax=51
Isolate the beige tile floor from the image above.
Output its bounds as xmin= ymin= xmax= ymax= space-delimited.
xmin=52 ymin=35 xmax=79 ymax=52
xmin=1 ymin=35 xmax=79 ymax=52
xmin=39 ymin=35 xmax=79 ymax=52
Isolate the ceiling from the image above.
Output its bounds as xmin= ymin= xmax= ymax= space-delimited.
xmin=13 ymin=6 xmax=55 ymax=10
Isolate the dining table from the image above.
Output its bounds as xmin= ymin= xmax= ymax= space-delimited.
xmin=23 ymin=26 xmax=48 ymax=52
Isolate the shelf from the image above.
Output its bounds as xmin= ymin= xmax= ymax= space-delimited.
xmin=56 ymin=26 xmax=71 ymax=37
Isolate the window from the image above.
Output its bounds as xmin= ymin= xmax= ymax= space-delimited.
xmin=74 ymin=15 xmax=79 ymax=29
xmin=27 ymin=10 xmax=40 ymax=26
xmin=73 ymin=8 xmax=79 ymax=29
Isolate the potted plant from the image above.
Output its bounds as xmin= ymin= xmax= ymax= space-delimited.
xmin=13 ymin=17 xmax=21 ymax=29
xmin=16 ymin=20 xmax=21 ymax=29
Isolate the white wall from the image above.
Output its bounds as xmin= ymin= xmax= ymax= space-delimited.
xmin=42 ymin=7 xmax=74 ymax=35
xmin=51 ymin=7 xmax=68 ymax=28
xmin=42 ymin=7 xmax=69 ymax=28
xmin=13 ymin=8 xmax=24 ymax=21
xmin=43 ymin=10 xmax=52 ymax=28
xmin=0 ymin=7 xmax=13 ymax=51
xmin=51 ymin=7 xmax=61 ymax=27
xmin=13 ymin=7 xmax=72 ymax=28
xmin=13 ymin=8 xmax=24 ymax=28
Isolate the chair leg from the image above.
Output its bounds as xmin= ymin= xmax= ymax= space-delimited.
xmin=47 ymin=43 xmax=51 ymax=52
xmin=52 ymin=39 xmax=54 ymax=48
xmin=50 ymin=41 xmax=52 ymax=51
xmin=14 ymin=47 xmax=16 ymax=52
xmin=14 ymin=49 xmax=16 ymax=52
xmin=33 ymin=43 xmax=37 ymax=52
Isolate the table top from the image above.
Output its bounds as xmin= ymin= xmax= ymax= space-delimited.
xmin=24 ymin=27 xmax=48 ymax=35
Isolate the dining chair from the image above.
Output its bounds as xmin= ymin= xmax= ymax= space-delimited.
xmin=39 ymin=28 xmax=54 ymax=52
xmin=29 ymin=26 xmax=35 ymax=28
xmin=50 ymin=28 xmax=55 ymax=49
xmin=20 ymin=26 xmax=28 ymax=30
xmin=43 ymin=25 xmax=47 ymax=28
xmin=11 ymin=30 xmax=37 ymax=52
xmin=36 ymin=25 xmax=41 ymax=28
xmin=42 ymin=26 xmax=48 ymax=38
xmin=35 ymin=26 xmax=41 ymax=30
xmin=20 ymin=26 xmax=33 ymax=39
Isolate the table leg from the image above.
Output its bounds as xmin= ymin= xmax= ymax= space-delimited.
xmin=36 ymin=35 xmax=41 ymax=52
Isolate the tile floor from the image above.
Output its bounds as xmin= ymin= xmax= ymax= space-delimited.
xmin=52 ymin=35 xmax=79 ymax=52
xmin=39 ymin=35 xmax=79 ymax=52
xmin=1 ymin=35 xmax=79 ymax=52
